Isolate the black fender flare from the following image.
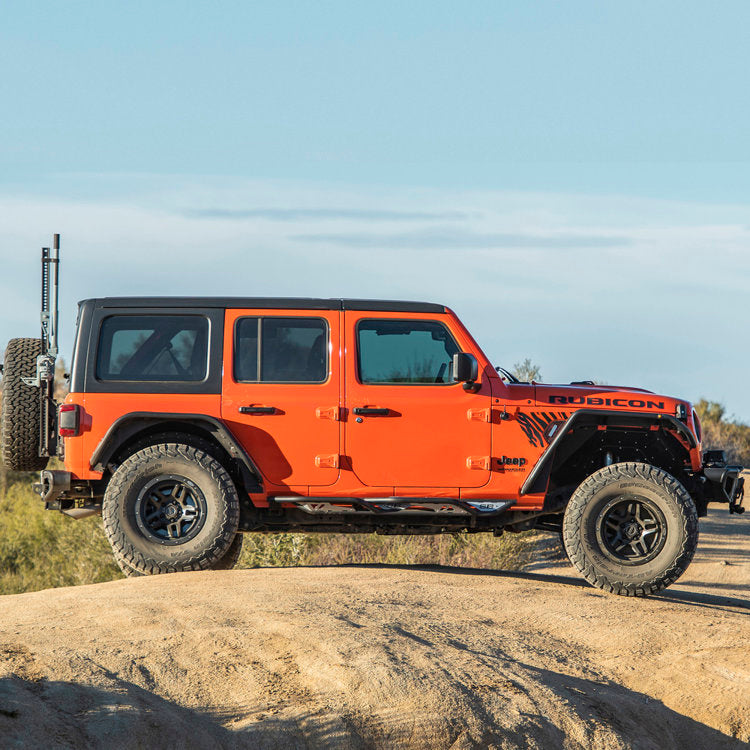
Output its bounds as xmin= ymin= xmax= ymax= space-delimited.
xmin=89 ymin=412 xmax=263 ymax=491
xmin=521 ymin=409 xmax=697 ymax=496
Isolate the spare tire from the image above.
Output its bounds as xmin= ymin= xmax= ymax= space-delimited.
xmin=1 ymin=338 xmax=48 ymax=472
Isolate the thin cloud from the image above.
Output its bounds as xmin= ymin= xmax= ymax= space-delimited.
xmin=184 ymin=208 xmax=473 ymax=221
xmin=1 ymin=182 xmax=749 ymax=420
xmin=292 ymin=228 xmax=633 ymax=249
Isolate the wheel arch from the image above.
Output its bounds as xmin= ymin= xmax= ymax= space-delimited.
xmin=523 ymin=409 xmax=697 ymax=499
xmin=90 ymin=412 xmax=263 ymax=494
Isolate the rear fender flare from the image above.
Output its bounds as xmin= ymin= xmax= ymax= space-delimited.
xmin=89 ymin=412 xmax=263 ymax=491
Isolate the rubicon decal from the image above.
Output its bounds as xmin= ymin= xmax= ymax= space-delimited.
xmin=549 ymin=396 xmax=665 ymax=409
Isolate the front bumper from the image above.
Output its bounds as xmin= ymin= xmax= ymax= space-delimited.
xmin=700 ymin=451 xmax=745 ymax=514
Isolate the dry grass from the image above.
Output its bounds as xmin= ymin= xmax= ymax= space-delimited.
xmin=236 ymin=527 xmax=539 ymax=570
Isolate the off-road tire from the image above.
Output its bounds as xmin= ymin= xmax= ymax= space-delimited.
xmin=1 ymin=338 xmax=48 ymax=472
xmin=114 ymin=533 xmax=245 ymax=577
xmin=208 ymin=531 xmax=244 ymax=569
xmin=102 ymin=443 xmax=240 ymax=575
xmin=562 ymin=462 xmax=698 ymax=597
xmin=557 ymin=527 xmax=571 ymax=562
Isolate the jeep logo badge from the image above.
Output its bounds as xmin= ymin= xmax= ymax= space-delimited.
xmin=498 ymin=456 xmax=527 ymax=467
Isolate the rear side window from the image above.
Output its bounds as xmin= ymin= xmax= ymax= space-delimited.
xmin=96 ymin=315 xmax=209 ymax=382
xmin=357 ymin=319 xmax=459 ymax=384
xmin=234 ymin=317 xmax=328 ymax=383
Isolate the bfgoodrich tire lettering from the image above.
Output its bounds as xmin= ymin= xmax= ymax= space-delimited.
xmin=102 ymin=443 xmax=240 ymax=575
xmin=562 ymin=462 xmax=698 ymax=597
xmin=113 ymin=533 xmax=244 ymax=577
xmin=1 ymin=338 xmax=48 ymax=472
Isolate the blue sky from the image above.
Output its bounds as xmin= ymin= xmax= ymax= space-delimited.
xmin=1 ymin=3 xmax=749 ymax=417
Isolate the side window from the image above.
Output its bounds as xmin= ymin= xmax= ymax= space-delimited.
xmin=234 ymin=317 xmax=328 ymax=383
xmin=234 ymin=318 xmax=259 ymax=381
xmin=357 ymin=319 xmax=460 ymax=384
xmin=96 ymin=315 xmax=209 ymax=382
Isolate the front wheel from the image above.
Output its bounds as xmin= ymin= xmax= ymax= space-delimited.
xmin=562 ymin=462 xmax=698 ymax=596
xmin=102 ymin=443 xmax=240 ymax=575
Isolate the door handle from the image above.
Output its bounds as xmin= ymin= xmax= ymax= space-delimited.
xmin=353 ymin=407 xmax=390 ymax=416
xmin=239 ymin=406 xmax=277 ymax=415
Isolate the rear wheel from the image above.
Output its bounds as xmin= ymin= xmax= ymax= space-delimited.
xmin=1 ymin=338 xmax=48 ymax=472
xmin=102 ymin=443 xmax=240 ymax=575
xmin=563 ymin=462 xmax=698 ymax=596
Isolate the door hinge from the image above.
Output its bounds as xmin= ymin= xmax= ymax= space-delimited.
xmin=466 ymin=456 xmax=490 ymax=470
xmin=467 ymin=407 xmax=491 ymax=422
xmin=315 ymin=454 xmax=340 ymax=469
xmin=316 ymin=406 xmax=340 ymax=421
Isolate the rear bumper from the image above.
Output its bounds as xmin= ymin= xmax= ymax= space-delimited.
xmin=33 ymin=469 xmax=71 ymax=506
xmin=700 ymin=453 xmax=744 ymax=514
xmin=33 ymin=470 xmax=101 ymax=518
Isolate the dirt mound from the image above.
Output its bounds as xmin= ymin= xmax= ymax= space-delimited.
xmin=1 ymin=509 xmax=748 ymax=749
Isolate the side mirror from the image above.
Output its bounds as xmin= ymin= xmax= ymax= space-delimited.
xmin=453 ymin=353 xmax=479 ymax=391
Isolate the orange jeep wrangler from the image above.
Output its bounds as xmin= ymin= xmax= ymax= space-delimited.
xmin=1 ymin=237 xmax=745 ymax=595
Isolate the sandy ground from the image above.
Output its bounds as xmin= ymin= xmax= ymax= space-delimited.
xmin=0 ymin=507 xmax=748 ymax=749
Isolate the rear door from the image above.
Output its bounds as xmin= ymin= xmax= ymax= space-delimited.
xmin=344 ymin=312 xmax=492 ymax=489
xmin=221 ymin=309 xmax=341 ymax=488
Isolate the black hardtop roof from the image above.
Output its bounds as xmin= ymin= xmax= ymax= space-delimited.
xmin=81 ymin=297 xmax=447 ymax=314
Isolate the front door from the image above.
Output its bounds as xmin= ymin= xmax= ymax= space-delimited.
xmin=221 ymin=309 xmax=341 ymax=489
xmin=345 ymin=312 xmax=492 ymax=489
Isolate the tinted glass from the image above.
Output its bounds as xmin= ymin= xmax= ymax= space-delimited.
xmin=97 ymin=315 xmax=209 ymax=381
xmin=234 ymin=317 xmax=328 ymax=383
xmin=234 ymin=318 xmax=260 ymax=382
xmin=357 ymin=319 xmax=460 ymax=384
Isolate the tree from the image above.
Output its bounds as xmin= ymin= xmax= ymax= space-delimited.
xmin=694 ymin=399 xmax=750 ymax=466
xmin=694 ymin=399 xmax=725 ymax=424
xmin=511 ymin=358 xmax=542 ymax=383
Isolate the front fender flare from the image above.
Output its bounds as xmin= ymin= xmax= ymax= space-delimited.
xmin=520 ymin=409 xmax=697 ymax=496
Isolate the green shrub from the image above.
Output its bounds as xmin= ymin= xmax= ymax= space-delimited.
xmin=0 ymin=476 xmax=122 ymax=595
xmin=695 ymin=399 xmax=750 ymax=465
